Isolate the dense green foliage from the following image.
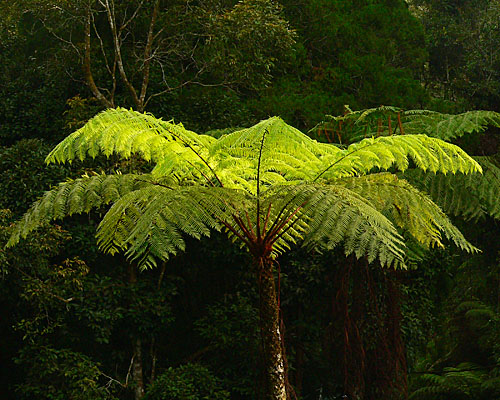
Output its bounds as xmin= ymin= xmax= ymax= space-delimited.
xmin=411 ymin=0 xmax=500 ymax=111
xmin=2 ymin=1 xmax=500 ymax=399
xmin=143 ymin=364 xmax=230 ymax=400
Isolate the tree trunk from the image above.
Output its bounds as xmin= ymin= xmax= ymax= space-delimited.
xmin=132 ymin=337 xmax=145 ymax=399
xmin=128 ymin=265 xmax=145 ymax=400
xmin=257 ymin=258 xmax=287 ymax=400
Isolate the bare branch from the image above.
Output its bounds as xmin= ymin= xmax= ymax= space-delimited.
xmin=91 ymin=12 xmax=113 ymax=77
xmin=104 ymin=0 xmax=141 ymax=109
xmin=121 ymin=0 xmax=145 ymax=32
xmin=39 ymin=17 xmax=82 ymax=59
xmin=139 ymin=0 xmax=161 ymax=110
xmin=84 ymin=7 xmax=114 ymax=108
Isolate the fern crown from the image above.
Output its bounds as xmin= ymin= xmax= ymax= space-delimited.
xmin=8 ymin=108 xmax=483 ymax=269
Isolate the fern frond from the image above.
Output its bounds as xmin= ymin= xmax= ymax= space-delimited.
xmin=211 ymin=116 xmax=335 ymax=192
xmin=45 ymin=108 xmax=218 ymax=184
xmin=410 ymin=373 xmax=447 ymax=399
xmin=404 ymin=156 xmax=500 ymax=221
xmin=95 ymin=186 xmax=253 ymax=268
xmin=410 ymin=363 xmax=490 ymax=399
xmin=308 ymin=105 xmax=403 ymax=143
xmin=6 ymin=173 xmax=155 ymax=247
xmin=46 ymin=108 xmax=214 ymax=163
xmin=402 ymin=110 xmax=500 ymax=141
xmin=270 ymin=184 xmax=408 ymax=268
xmin=337 ymin=173 xmax=477 ymax=253
xmin=315 ymin=134 xmax=482 ymax=180
xmin=311 ymin=107 xmax=500 ymax=143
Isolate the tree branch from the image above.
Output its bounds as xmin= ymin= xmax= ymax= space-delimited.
xmin=84 ymin=7 xmax=114 ymax=108
xmin=138 ymin=0 xmax=160 ymax=111
xmin=105 ymin=0 xmax=141 ymax=109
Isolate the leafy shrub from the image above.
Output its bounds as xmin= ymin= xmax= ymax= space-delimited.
xmin=144 ymin=363 xmax=229 ymax=400
xmin=15 ymin=346 xmax=118 ymax=400
xmin=0 ymin=139 xmax=69 ymax=216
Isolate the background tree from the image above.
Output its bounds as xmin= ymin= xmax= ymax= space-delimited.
xmin=410 ymin=0 xmax=500 ymax=111
xmin=0 ymin=0 xmax=430 ymax=144
xmin=252 ymin=0 xmax=428 ymax=129
xmin=4 ymin=0 xmax=295 ymax=113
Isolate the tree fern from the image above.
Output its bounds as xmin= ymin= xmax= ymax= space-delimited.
xmin=6 ymin=108 xmax=483 ymax=399
xmin=311 ymin=106 xmax=500 ymax=144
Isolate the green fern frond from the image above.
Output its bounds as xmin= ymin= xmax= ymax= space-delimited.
xmin=308 ymin=105 xmax=403 ymax=143
xmin=211 ymin=116 xmax=333 ymax=192
xmin=455 ymin=300 xmax=488 ymax=314
xmin=311 ymin=107 xmax=500 ymax=143
xmin=404 ymin=156 xmax=500 ymax=221
xmin=410 ymin=363 xmax=491 ymax=400
xmin=45 ymin=108 xmax=218 ymax=184
xmin=6 ymin=173 xmax=155 ymax=247
xmin=402 ymin=110 xmax=500 ymax=141
xmin=337 ymin=173 xmax=477 ymax=253
xmin=95 ymin=185 xmax=252 ymax=268
xmin=280 ymin=184 xmax=408 ymax=268
xmin=315 ymin=134 xmax=482 ymax=181
xmin=411 ymin=372 xmax=447 ymax=397
xmin=46 ymin=108 xmax=214 ymax=164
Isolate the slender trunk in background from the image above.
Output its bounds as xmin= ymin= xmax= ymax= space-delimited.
xmin=83 ymin=7 xmax=114 ymax=108
xmin=385 ymin=273 xmax=408 ymax=399
xmin=257 ymin=258 xmax=287 ymax=400
xmin=128 ymin=265 xmax=145 ymax=399
xmin=132 ymin=337 xmax=145 ymax=399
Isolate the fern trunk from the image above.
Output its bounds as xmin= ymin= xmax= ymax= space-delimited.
xmin=257 ymin=257 xmax=287 ymax=400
